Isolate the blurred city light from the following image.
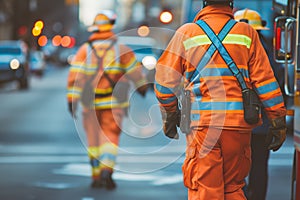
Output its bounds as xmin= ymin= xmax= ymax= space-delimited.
xmin=52 ymin=35 xmax=62 ymax=46
xmin=38 ymin=35 xmax=48 ymax=47
xmin=142 ymin=56 xmax=157 ymax=70
xmin=61 ymin=36 xmax=72 ymax=48
xmin=34 ymin=20 xmax=44 ymax=30
xmin=10 ymin=59 xmax=20 ymax=70
xmin=32 ymin=20 xmax=44 ymax=37
xmin=159 ymin=10 xmax=173 ymax=24
xmin=137 ymin=25 xmax=150 ymax=37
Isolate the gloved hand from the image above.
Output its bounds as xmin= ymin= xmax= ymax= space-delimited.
xmin=266 ymin=116 xmax=287 ymax=152
xmin=161 ymin=107 xmax=180 ymax=139
xmin=137 ymin=84 xmax=149 ymax=97
xmin=68 ymin=102 xmax=78 ymax=118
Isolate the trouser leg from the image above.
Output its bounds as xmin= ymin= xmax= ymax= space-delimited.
xmin=248 ymin=134 xmax=270 ymax=200
xmin=96 ymin=108 xmax=124 ymax=172
xmin=82 ymin=109 xmax=100 ymax=180
xmin=183 ymin=128 xmax=251 ymax=200
xmin=221 ymin=129 xmax=251 ymax=200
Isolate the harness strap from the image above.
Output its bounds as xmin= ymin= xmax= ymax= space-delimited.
xmin=195 ymin=19 xmax=248 ymax=91
xmin=190 ymin=19 xmax=237 ymax=83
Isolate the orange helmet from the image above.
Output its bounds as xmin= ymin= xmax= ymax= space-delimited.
xmin=88 ymin=10 xmax=117 ymax=32
xmin=234 ymin=9 xmax=269 ymax=30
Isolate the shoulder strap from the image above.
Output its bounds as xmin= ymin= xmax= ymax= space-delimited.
xmin=190 ymin=19 xmax=236 ymax=83
xmin=88 ymin=40 xmax=116 ymax=87
xmin=195 ymin=19 xmax=248 ymax=91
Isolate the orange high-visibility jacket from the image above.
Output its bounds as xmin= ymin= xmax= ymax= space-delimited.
xmin=67 ymin=31 xmax=146 ymax=109
xmin=155 ymin=6 xmax=286 ymax=130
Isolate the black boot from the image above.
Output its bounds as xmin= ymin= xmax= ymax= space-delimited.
xmin=90 ymin=179 xmax=101 ymax=188
xmin=99 ymin=169 xmax=116 ymax=190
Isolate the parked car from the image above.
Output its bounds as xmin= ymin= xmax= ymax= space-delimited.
xmin=0 ymin=40 xmax=30 ymax=89
xmin=29 ymin=50 xmax=46 ymax=77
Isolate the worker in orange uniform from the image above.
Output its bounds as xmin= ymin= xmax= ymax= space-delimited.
xmin=154 ymin=0 xmax=287 ymax=199
xmin=234 ymin=8 xmax=285 ymax=200
xmin=67 ymin=10 xmax=148 ymax=189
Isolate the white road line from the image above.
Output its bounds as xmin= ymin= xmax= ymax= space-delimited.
xmin=53 ymin=163 xmax=183 ymax=186
xmin=0 ymin=155 xmax=185 ymax=164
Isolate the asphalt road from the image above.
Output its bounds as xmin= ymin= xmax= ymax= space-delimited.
xmin=0 ymin=63 xmax=295 ymax=200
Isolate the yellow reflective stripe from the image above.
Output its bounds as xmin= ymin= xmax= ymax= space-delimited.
xmin=94 ymin=97 xmax=129 ymax=109
xmin=183 ymin=34 xmax=252 ymax=50
xmin=67 ymin=87 xmax=82 ymax=98
xmin=88 ymin=146 xmax=100 ymax=158
xmin=183 ymin=35 xmax=210 ymax=50
xmin=223 ymin=34 xmax=252 ymax=49
xmin=95 ymin=87 xmax=113 ymax=94
xmin=99 ymin=143 xmax=118 ymax=155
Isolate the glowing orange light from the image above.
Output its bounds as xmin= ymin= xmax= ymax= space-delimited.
xmin=38 ymin=35 xmax=48 ymax=47
xmin=52 ymin=35 xmax=62 ymax=46
xmin=61 ymin=36 xmax=72 ymax=48
xmin=137 ymin=25 xmax=150 ymax=37
xmin=159 ymin=11 xmax=173 ymax=24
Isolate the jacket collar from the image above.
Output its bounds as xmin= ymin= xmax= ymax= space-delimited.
xmin=193 ymin=5 xmax=234 ymax=22
xmin=88 ymin=31 xmax=116 ymax=42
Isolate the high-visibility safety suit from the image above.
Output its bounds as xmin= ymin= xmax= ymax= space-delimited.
xmin=155 ymin=5 xmax=286 ymax=200
xmin=67 ymin=31 xmax=147 ymax=183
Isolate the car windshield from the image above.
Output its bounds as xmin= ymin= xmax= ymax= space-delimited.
xmin=0 ymin=47 xmax=21 ymax=55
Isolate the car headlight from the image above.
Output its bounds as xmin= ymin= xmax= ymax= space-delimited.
xmin=10 ymin=59 xmax=20 ymax=70
xmin=142 ymin=56 xmax=157 ymax=70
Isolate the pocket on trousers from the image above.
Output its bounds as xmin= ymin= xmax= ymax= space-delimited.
xmin=182 ymin=144 xmax=199 ymax=190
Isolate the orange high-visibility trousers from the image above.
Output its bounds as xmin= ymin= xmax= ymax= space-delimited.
xmin=82 ymin=108 xmax=124 ymax=178
xmin=183 ymin=127 xmax=251 ymax=200
xmin=82 ymin=108 xmax=124 ymax=147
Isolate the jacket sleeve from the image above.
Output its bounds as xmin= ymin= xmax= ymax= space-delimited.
xmin=120 ymin=45 xmax=147 ymax=89
xmin=248 ymin=30 xmax=286 ymax=120
xmin=66 ymin=43 xmax=89 ymax=103
xmin=154 ymin=30 xmax=186 ymax=112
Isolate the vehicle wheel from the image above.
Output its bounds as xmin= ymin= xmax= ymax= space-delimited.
xmin=19 ymin=77 xmax=29 ymax=90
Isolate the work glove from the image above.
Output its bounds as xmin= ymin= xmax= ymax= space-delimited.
xmin=136 ymin=84 xmax=149 ymax=97
xmin=68 ymin=102 xmax=78 ymax=118
xmin=160 ymin=107 xmax=181 ymax=139
xmin=266 ymin=116 xmax=287 ymax=152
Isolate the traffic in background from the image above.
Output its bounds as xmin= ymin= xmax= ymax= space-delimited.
xmin=0 ymin=0 xmax=296 ymax=199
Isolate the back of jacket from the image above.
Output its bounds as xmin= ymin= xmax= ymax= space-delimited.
xmin=155 ymin=5 xmax=286 ymax=131
xmin=67 ymin=31 xmax=147 ymax=109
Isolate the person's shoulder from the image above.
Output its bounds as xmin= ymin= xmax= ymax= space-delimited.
xmin=233 ymin=21 xmax=257 ymax=35
xmin=177 ymin=22 xmax=200 ymax=33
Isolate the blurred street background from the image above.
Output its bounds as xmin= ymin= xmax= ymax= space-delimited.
xmin=0 ymin=0 xmax=295 ymax=199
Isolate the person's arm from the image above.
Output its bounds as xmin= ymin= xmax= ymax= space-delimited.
xmin=155 ymin=29 xmax=186 ymax=139
xmin=248 ymin=30 xmax=287 ymax=151
xmin=66 ymin=43 xmax=89 ymax=116
xmin=120 ymin=45 xmax=148 ymax=96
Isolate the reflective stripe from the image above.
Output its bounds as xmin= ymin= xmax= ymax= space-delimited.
xmin=256 ymin=81 xmax=280 ymax=95
xmin=67 ymin=87 xmax=82 ymax=99
xmin=99 ymin=143 xmax=118 ymax=168
xmin=183 ymin=34 xmax=252 ymax=51
xmin=95 ymin=87 xmax=113 ymax=94
xmin=155 ymin=83 xmax=176 ymax=95
xmin=262 ymin=96 xmax=284 ymax=109
xmin=183 ymin=35 xmax=211 ymax=50
xmin=192 ymin=101 xmax=244 ymax=111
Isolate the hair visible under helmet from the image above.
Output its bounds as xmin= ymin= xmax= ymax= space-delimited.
xmin=87 ymin=10 xmax=117 ymax=32
xmin=203 ymin=0 xmax=234 ymax=8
